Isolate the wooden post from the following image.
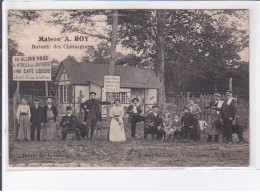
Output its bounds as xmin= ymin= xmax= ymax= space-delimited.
xmin=156 ymin=10 xmax=166 ymax=110
xmin=45 ymin=81 xmax=48 ymax=97
xmin=13 ymin=81 xmax=20 ymax=139
xmin=229 ymin=78 xmax=232 ymax=92
xmin=105 ymin=10 xmax=119 ymax=117
xmin=109 ymin=10 xmax=118 ymax=76
xmin=78 ymin=90 xmax=84 ymax=122
xmin=187 ymin=92 xmax=190 ymax=100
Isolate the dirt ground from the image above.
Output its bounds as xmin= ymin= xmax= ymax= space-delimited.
xmin=9 ymin=127 xmax=249 ymax=167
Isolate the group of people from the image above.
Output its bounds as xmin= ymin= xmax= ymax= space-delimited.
xmin=16 ymin=97 xmax=58 ymax=141
xmin=16 ymin=90 xmax=237 ymax=144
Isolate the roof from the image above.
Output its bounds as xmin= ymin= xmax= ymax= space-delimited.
xmin=55 ymin=57 xmax=162 ymax=89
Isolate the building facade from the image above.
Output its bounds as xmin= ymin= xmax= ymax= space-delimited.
xmin=54 ymin=58 xmax=162 ymax=121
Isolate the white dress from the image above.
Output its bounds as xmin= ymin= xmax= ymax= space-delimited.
xmin=109 ymin=105 xmax=126 ymax=142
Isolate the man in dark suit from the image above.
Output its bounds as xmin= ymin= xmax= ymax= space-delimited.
xmin=60 ymin=106 xmax=86 ymax=141
xmin=126 ymin=98 xmax=145 ymax=138
xmin=144 ymin=105 xmax=163 ymax=140
xmin=30 ymin=98 xmax=43 ymax=141
xmin=221 ymin=90 xmax=237 ymax=143
xmin=80 ymin=92 xmax=111 ymax=140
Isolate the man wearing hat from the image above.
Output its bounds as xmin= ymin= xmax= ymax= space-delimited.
xmin=206 ymin=93 xmax=224 ymax=142
xmin=30 ymin=98 xmax=43 ymax=141
xmin=144 ymin=105 xmax=164 ymax=140
xmin=220 ymin=90 xmax=237 ymax=143
xmin=80 ymin=92 xmax=111 ymax=140
xmin=126 ymin=98 xmax=145 ymax=138
xmin=60 ymin=106 xmax=86 ymax=141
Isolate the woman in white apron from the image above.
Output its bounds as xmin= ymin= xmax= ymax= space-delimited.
xmin=109 ymin=99 xmax=126 ymax=142
xmin=16 ymin=98 xmax=31 ymax=141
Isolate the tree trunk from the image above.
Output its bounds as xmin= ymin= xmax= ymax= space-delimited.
xmin=156 ymin=10 xmax=166 ymax=110
xmin=107 ymin=10 xmax=119 ymax=114
xmin=109 ymin=10 xmax=118 ymax=76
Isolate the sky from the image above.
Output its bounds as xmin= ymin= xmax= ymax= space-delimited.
xmin=8 ymin=10 xmax=249 ymax=62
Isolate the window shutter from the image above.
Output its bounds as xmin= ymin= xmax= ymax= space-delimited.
xmin=60 ymin=86 xmax=63 ymax=103
xmin=68 ymin=85 xmax=73 ymax=103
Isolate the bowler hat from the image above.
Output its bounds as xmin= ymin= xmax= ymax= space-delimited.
xmin=132 ymin=98 xmax=139 ymax=103
xmin=214 ymin=93 xmax=221 ymax=97
xmin=113 ymin=99 xmax=120 ymax=103
xmin=33 ymin=98 xmax=40 ymax=102
xmin=66 ymin=106 xmax=72 ymax=111
xmin=90 ymin=92 xmax=97 ymax=95
xmin=183 ymin=106 xmax=190 ymax=111
xmin=226 ymin=90 xmax=233 ymax=94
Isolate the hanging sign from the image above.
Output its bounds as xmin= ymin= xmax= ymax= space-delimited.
xmin=12 ymin=56 xmax=51 ymax=81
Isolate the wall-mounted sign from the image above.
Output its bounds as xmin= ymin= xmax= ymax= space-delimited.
xmin=12 ymin=56 xmax=51 ymax=81
xmin=104 ymin=75 xmax=120 ymax=92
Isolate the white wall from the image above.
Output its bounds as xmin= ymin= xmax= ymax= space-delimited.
xmin=74 ymin=85 xmax=89 ymax=119
xmin=147 ymin=89 xmax=157 ymax=105
xmin=101 ymin=87 xmax=131 ymax=117
xmin=90 ymin=82 xmax=102 ymax=100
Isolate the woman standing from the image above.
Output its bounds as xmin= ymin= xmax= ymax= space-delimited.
xmin=109 ymin=99 xmax=126 ymax=142
xmin=16 ymin=98 xmax=31 ymax=141
xmin=206 ymin=93 xmax=223 ymax=142
xmin=43 ymin=97 xmax=58 ymax=140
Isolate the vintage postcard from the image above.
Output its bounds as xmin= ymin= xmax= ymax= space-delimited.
xmin=7 ymin=9 xmax=249 ymax=168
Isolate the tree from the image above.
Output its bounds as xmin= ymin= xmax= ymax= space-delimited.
xmin=155 ymin=10 xmax=166 ymax=109
xmin=119 ymin=10 xmax=249 ymax=98
xmin=8 ymin=38 xmax=23 ymax=96
xmin=8 ymin=10 xmax=41 ymax=96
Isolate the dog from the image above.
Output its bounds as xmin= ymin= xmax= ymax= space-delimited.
xmin=219 ymin=116 xmax=247 ymax=143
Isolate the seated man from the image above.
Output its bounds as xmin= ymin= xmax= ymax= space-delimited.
xmin=180 ymin=107 xmax=200 ymax=141
xmin=144 ymin=105 xmax=164 ymax=140
xmin=126 ymin=98 xmax=145 ymax=138
xmin=60 ymin=106 xmax=86 ymax=141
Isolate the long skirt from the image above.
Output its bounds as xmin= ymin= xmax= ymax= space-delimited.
xmin=17 ymin=115 xmax=30 ymax=141
xmin=207 ymin=114 xmax=221 ymax=136
xmin=44 ymin=120 xmax=57 ymax=140
xmin=109 ymin=118 xmax=126 ymax=142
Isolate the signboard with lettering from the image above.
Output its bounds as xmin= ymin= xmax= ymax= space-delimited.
xmin=104 ymin=75 xmax=120 ymax=92
xmin=12 ymin=56 xmax=51 ymax=81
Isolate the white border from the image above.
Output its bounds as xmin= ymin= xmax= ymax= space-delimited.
xmin=2 ymin=0 xmax=260 ymax=190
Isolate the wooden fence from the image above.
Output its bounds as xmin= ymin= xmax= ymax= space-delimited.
xmin=165 ymin=93 xmax=249 ymax=124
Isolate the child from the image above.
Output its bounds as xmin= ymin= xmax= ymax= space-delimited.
xmin=172 ymin=114 xmax=182 ymax=140
xmin=162 ymin=112 xmax=174 ymax=139
xmin=181 ymin=107 xmax=200 ymax=141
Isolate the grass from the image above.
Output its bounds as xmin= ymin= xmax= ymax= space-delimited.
xmin=8 ymin=99 xmax=249 ymax=167
xmin=9 ymin=122 xmax=249 ymax=167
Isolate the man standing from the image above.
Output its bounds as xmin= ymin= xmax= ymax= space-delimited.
xmin=144 ymin=105 xmax=163 ymax=140
xmin=186 ymin=98 xmax=201 ymax=120
xmin=126 ymin=98 xmax=145 ymax=138
xmin=80 ymin=92 xmax=111 ymax=140
xmin=30 ymin=99 xmax=43 ymax=141
xmin=221 ymin=90 xmax=237 ymax=143
xmin=206 ymin=93 xmax=224 ymax=142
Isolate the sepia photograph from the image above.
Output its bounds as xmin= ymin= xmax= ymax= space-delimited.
xmin=7 ymin=9 xmax=249 ymax=168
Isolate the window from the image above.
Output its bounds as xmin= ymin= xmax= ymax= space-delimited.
xmin=59 ymin=85 xmax=72 ymax=103
xmin=112 ymin=92 xmax=127 ymax=103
